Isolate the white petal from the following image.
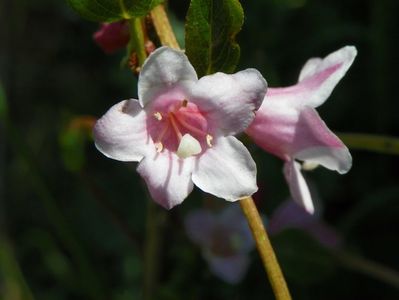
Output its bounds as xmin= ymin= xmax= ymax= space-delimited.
xmin=205 ymin=253 xmax=250 ymax=284
xmin=191 ymin=69 xmax=267 ymax=135
xmin=93 ymin=99 xmax=150 ymax=162
xmin=283 ymin=160 xmax=314 ymax=214
xmin=176 ymin=134 xmax=202 ymax=159
xmin=293 ymin=107 xmax=352 ymax=174
xmin=192 ymin=136 xmax=258 ymax=201
xmin=184 ymin=210 xmax=216 ymax=246
xmin=137 ymin=149 xmax=195 ymax=209
xmin=138 ymin=47 xmax=198 ymax=107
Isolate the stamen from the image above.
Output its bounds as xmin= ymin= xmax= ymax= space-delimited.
xmin=169 ymin=113 xmax=182 ymax=141
xmin=155 ymin=142 xmax=163 ymax=153
xmin=206 ymin=134 xmax=213 ymax=147
xmin=182 ymin=99 xmax=188 ymax=107
xmin=176 ymin=134 xmax=202 ymax=159
xmin=153 ymin=112 xmax=163 ymax=121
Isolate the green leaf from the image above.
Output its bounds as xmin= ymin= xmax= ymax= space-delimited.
xmin=185 ymin=0 xmax=244 ymax=77
xmin=67 ymin=0 xmax=163 ymax=22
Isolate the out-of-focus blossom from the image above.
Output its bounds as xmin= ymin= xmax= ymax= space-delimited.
xmin=184 ymin=204 xmax=255 ymax=284
xmin=246 ymin=46 xmax=357 ymax=213
xmin=93 ymin=21 xmax=130 ymax=54
xmin=268 ymin=200 xmax=342 ymax=249
xmin=93 ymin=47 xmax=267 ymax=209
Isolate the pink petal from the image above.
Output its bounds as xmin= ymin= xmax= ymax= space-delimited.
xmin=268 ymin=200 xmax=342 ymax=249
xmin=267 ymin=46 xmax=357 ymax=109
xmin=247 ymin=105 xmax=351 ymax=173
xmin=192 ymin=136 xmax=258 ymax=201
xmin=93 ymin=99 xmax=150 ymax=162
xmin=191 ymin=69 xmax=267 ymax=135
xmin=293 ymin=107 xmax=352 ymax=174
xmin=137 ymin=149 xmax=194 ymax=209
xmin=283 ymin=160 xmax=314 ymax=214
xmin=205 ymin=253 xmax=250 ymax=284
xmin=93 ymin=21 xmax=130 ymax=54
xmin=138 ymin=47 xmax=198 ymax=107
xmin=184 ymin=210 xmax=216 ymax=246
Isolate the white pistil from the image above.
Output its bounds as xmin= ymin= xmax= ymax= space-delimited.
xmin=154 ymin=112 xmax=163 ymax=121
xmin=302 ymin=161 xmax=319 ymax=171
xmin=176 ymin=134 xmax=202 ymax=159
xmin=206 ymin=134 xmax=213 ymax=147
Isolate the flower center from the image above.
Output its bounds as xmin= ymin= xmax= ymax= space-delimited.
xmin=148 ymin=99 xmax=213 ymax=158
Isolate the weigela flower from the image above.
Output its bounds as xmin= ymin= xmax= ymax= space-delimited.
xmin=246 ymin=46 xmax=357 ymax=213
xmin=93 ymin=21 xmax=129 ymax=54
xmin=94 ymin=47 xmax=268 ymax=209
xmin=184 ymin=204 xmax=255 ymax=284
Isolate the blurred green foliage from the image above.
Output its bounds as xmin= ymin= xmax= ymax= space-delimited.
xmin=1 ymin=0 xmax=399 ymax=299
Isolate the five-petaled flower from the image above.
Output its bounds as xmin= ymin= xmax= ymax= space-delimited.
xmin=94 ymin=47 xmax=268 ymax=209
xmin=184 ymin=204 xmax=255 ymax=284
xmin=246 ymin=46 xmax=357 ymax=213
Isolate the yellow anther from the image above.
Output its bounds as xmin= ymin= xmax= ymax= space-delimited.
xmin=153 ymin=112 xmax=162 ymax=121
xmin=206 ymin=134 xmax=213 ymax=147
xmin=155 ymin=142 xmax=164 ymax=153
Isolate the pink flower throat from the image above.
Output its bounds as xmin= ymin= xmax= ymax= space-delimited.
xmin=148 ymin=99 xmax=213 ymax=154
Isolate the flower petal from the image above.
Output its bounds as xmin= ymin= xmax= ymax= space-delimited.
xmin=218 ymin=204 xmax=255 ymax=253
xmin=138 ymin=47 xmax=198 ymax=107
xmin=192 ymin=136 xmax=258 ymax=201
xmin=283 ymin=160 xmax=314 ymax=214
xmin=205 ymin=253 xmax=250 ymax=284
xmin=247 ymin=104 xmax=352 ymax=174
xmin=191 ymin=69 xmax=267 ymax=135
xmin=184 ymin=210 xmax=216 ymax=246
xmin=266 ymin=46 xmax=357 ymax=108
xmin=93 ymin=99 xmax=150 ymax=162
xmin=137 ymin=149 xmax=195 ymax=209
xmin=268 ymin=200 xmax=341 ymax=249
xmin=293 ymin=107 xmax=352 ymax=174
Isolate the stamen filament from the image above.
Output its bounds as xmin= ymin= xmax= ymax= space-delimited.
xmin=174 ymin=114 xmax=208 ymax=137
xmin=169 ymin=113 xmax=182 ymax=141
xmin=156 ymin=121 xmax=169 ymax=143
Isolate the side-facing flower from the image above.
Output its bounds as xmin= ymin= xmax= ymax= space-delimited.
xmin=184 ymin=204 xmax=255 ymax=284
xmin=93 ymin=21 xmax=130 ymax=54
xmin=94 ymin=47 xmax=268 ymax=209
xmin=246 ymin=46 xmax=357 ymax=213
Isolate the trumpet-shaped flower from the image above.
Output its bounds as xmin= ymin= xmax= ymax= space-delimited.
xmin=246 ymin=46 xmax=357 ymax=213
xmin=184 ymin=204 xmax=255 ymax=284
xmin=94 ymin=47 xmax=267 ymax=209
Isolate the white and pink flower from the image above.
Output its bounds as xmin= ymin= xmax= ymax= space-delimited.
xmin=246 ymin=46 xmax=357 ymax=213
xmin=94 ymin=47 xmax=268 ymax=209
xmin=184 ymin=204 xmax=255 ymax=284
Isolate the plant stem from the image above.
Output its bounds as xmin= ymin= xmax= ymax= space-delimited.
xmin=240 ymin=197 xmax=292 ymax=300
xmin=334 ymin=250 xmax=399 ymax=289
xmin=150 ymin=5 xmax=180 ymax=49
xmin=338 ymin=133 xmax=399 ymax=155
xmin=129 ymin=17 xmax=147 ymax=67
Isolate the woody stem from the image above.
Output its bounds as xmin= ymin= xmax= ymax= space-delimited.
xmin=240 ymin=197 xmax=292 ymax=300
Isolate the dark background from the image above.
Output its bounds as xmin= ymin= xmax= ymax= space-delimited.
xmin=1 ymin=0 xmax=399 ymax=299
